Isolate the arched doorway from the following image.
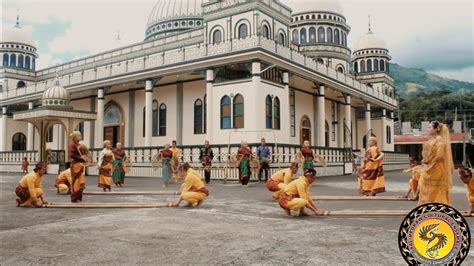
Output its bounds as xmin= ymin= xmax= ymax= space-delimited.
xmin=300 ymin=116 xmax=311 ymax=145
xmin=104 ymin=103 xmax=124 ymax=147
xmin=12 ymin=133 xmax=27 ymax=151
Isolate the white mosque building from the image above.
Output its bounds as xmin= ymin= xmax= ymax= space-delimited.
xmin=0 ymin=0 xmax=402 ymax=175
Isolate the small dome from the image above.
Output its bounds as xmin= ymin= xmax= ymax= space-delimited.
xmin=1 ymin=17 xmax=36 ymax=48
xmin=42 ymin=75 xmax=71 ymax=107
xmin=292 ymin=0 xmax=344 ymax=16
xmin=354 ymin=31 xmax=387 ymax=51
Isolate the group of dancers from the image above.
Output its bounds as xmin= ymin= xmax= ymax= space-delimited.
xmin=14 ymin=121 xmax=474 ymax=215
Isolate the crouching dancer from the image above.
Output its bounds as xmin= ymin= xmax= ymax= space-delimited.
xmin=55 ymin=168 xmax=72 ymax=194
xmin=278 ymin=168 xmax=325 ymax=216
xmin=173 ymin=163 xmax=209 ymax=208
xmin=15 ymin=163 xmax=48 ymax=207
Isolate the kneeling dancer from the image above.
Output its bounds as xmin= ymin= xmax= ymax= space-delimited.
xmin=279 ymin=168 xmax=325 ymax=216
xmin=173 ymin=163 xmax=209 ymax=207
xmin=15 ymin=163 xmax=48 ymax=207
xmin=266 ymin=162 xmax=298 ymax=200
xmin=55 ymin=168 xmax=72 ymax=194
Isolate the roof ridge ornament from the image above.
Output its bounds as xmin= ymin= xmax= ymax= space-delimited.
xmin=368 ymin=15 xmax=373 ymax=34
xmin=15 ymin=9 xmax=21 ymax=28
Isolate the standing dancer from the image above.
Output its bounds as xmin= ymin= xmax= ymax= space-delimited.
xmin=297 ymin=140 xmax=326 ymax=171
xmin=266 ymin=162 xmax=299 ymax=200
xmin=160 ymin=144 xmax=173 ymax=187
xmin=173 ymin=163 xmax=209 ymax=207
xmin=112 ymin=142 xmax=127 ymax=187
xmin=69 ymin=131 xmax=87 ymax=203
xmin=199 ymin=140 xmax=214 ymax=184
xmin=237 ymin=141 xmax=253 ymax=186
xmin=401 ymin=159 xmax=421 ymax=200
xmin=357 ymin=137 xmax=385 ymax=196
xmin=171 ymin=140 xmax=182 ymax=180
xmin=21 ymin=157 xmax=29 ymax=173
xmin=459 ymin=167 xmax=474 ymax=214
xmin=98 ymin=141 xmax=114 ymax=192
xmin=15 ymin=162 xmax=48 ymax=207
xmin=257 ymin=138 xmax=271 ymax=182
xmin=417 ymin=121 xmax=453 ymax=205
xmin=278 ymin=168 xmax=325 ymax=216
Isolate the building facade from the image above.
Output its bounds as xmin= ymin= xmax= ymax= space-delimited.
xmin=0 ymin=0 xmax=398 ymax=156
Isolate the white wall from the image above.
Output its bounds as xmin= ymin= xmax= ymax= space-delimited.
xmin=294 ymin=89 xmax=315 ymax=145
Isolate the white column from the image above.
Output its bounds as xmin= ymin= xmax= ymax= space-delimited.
xmin=145 ymin=80 xmax=153 ymax=147
xmin=381 ymin=109 xmax=387 ymax=150
xmin=283 ymin=72 xmax=291 ymax=142
xmin=337 ymin=103 xmax=344 ymax=148
xmin=344 ymin=95 xmax=352 ymax=148
xmin=251 ymin=62 xmax=261 ymax=139
xmin=96 ymin=88 xmax=104 ymax=148
xmin=316 ymin=85 xmax=326 ymax=146
xmin=365 ymin=103 xmax=372 ymax=137
xmin=27 ymin=101 xmax=34 ymax=151
xmin=0 ymin=106 xmax=7 ymax=151
xmin=206 ymin=69 xmax=214 ymax=142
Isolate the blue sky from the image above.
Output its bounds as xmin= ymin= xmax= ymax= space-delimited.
xmin=2 ymin=0 xmax=473 ymax=82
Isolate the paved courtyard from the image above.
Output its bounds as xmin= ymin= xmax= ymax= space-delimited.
xmin=1 ymin=170 xmax=472 ymax=265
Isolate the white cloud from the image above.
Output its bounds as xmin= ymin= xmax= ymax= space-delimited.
xmin=429 ymin=66 xmax=474 ymax=83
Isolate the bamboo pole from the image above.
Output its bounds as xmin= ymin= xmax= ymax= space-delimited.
xmin=313 ymin=196 xmax=413 ymax=201
xmin=315 ymin=210 xmax=473 ymax=217
xmin=83 ymin=191 xmax=179 ymax=196
xmin=44 ymin=203 xmax=174 ymax=208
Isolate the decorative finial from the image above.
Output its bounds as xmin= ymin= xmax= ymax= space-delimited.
xmin=54 ymin=68 xmax=60 ymax=86
xmin=368 ymin=15 xmax=372 ymax=34
xmin=15 ymin=9 xmax=21 ymax=28
xmin=116 ymin=30 xmax=122 ymax=41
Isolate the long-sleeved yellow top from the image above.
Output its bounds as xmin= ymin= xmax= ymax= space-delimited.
xmin=18 ymin=172 xmax=43 ymax=199
xmin=171 ymin=148 xmax=182 ymax=159
xmin=283 ymin=176 xmax=314 ymax=205
xmin=271 ymin=168 xmax=294 ymax=184
xmin=181 ymin=170 xmax=206 ymax=193
xmin=57 ymin=169 xmax=72 ymax=184
xmin=188 ymin=168 xmax=205 ymax=181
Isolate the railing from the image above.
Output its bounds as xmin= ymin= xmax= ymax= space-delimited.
xmin=2 ymin=34 xmax=397 ymax=107
xmin=0 ymin=150 xmax=39 ymax=163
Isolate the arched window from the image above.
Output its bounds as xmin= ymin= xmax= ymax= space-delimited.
xmin=233 ymin=94 xmax=244 ymax=129
xmin=300 ymin=116 xmax=311 ymax=145
xmin=10 ymin=54 xmax=16 ymax=67
xmin=278 ymin=32 xmax=285 ymax=46
xmin=18 ymin=54 xmax=24 ymax=68
xmin=317 ymin=58 xmax=324 ymax=65
xmin=380 ymin=59 xmax=385 ymax=72
xmin=354 ymin=61 xmax=359 ymax=73
xmin=12 ymin=133 xmax=26 ymax=151
xmin=337 ymin=66 xmax=344 ymax=73
xmin=25 ymin=56 xmax=31 ymax=69
xmin=343 ymin=32 xmax=347 ymax=46
xmin=104 ymin=105 xmax=121 ymax=125
xmin=292 ymin=29 xmax=299 ymax=45
xmin=309 ymin=27 xmax=316 ymax=43
xmin=142 ymin=107 xmax=146 ymax=137
xmin=203 ymin=94 xmax=207 ymax=133
xmin=16 ymin=81 xmax=26 ymax=88
xmin=386 ymin=125 xmax=392 ymax=144
xmin=317 ymin=27 xmax=325 ymax=42
xmin=262 ymin=24 xmax=270 ymax=39
xmin=265 ymin=95 xmax=272 ymax=129
xmin=273 ymin=97 xmax=280 ymax=129
xmin=367 ymin=59 xmax=373 ymax=72
xmin=386 ymin=62 xmax=390 ymax=73
xmin=325 ymin=121 xmax=330 ymax=147
xmin=238 ymin=23 xmax=248 ymax=39
xmin=220 ymin=96 xmax=231 ymax=129
xmin=194 ymin=99 xmax=203 ymax=134
xmin=152 ymin=100 xmax=159 ymax=136
xmin=374 ymin=59 xmax=379 ymax=71
xmin=334 ymin=29 xmax=340 ymax=44
xmin=32 ymin=58 xmax=36 ymax=70
xmin=159 ymin=103 xmax=167 ymax=136
xmin=2 ymin=54 xmax=8 ymax=66
xmin=300 ymin=28 xmax=307 ymax=44
xmin=360 ymin=60 xmax=366 ymax=72
xmin=212 ymin=29 xmax=222 ymax=44
xmin=46 ymin=126 xmax=54 ymax=143
xmin=326 ymin=28 xmax=333 ymax=43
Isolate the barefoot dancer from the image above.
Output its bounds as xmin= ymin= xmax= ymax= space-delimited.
xmin=112 ymin=142 xmax=127 ymax=187
xmin=15 ymin=162 xmax=48 ymax=207
xmin=160 ymin=144 xmax=173 ymax=187
xmin=55 ymin=168 xmax=72 ymax=194
xmin=459 ymin=167 xmax=474 ymax=214
xmin=171 ymin=140 xmax=182 ymax=180
xmin=297 ymin=140 xmax=326 ymax=171
xmin=266 ymin=162 xmax=298 ymax=201
xmin=278 ymin=168 xmax=325 ymax=217
xmin=173 ymin=163 xmax=209 ymax=208
xmin=98 ymin=151 xmax=114 ymax=192
xmin=237 ymin=141 xmax=253 ymax=186
xmin=69 ymin=131 xmax=88 ymax=203
xmin=358 ymin=137 xmax=385 ymax=196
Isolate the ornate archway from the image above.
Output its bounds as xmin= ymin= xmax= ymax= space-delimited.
xmin=103 ymin=101 xmax=125 ymax=147
xmin=300 ymin=116 xmax=311 ymax=145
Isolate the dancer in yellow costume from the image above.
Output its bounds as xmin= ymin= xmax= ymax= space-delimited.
xmin=358 ymin=137 xmax=385 ymax=196
xmin=459 ymin=167 xmax=474 ymax=214
xmin=171 ymin=140 xmax=182 ymax=180
xmin=15 ymin=163 xmax=48 ymax=207
xmin=278 ymin=168 xmax=325 ymax=216
xmin=416 ymin=121 xmax=453 ymax=205
xmin=55 ymin=168 xmax=72 ymax=194
xmin=266 ymin=162 xmax=298 ymax=200
xmin=173 ymin=163 xmax=209 ymax=208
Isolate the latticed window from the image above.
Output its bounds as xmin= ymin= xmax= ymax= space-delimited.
xmin=266 ymin=95 xmax=272 ymax=129
xmin=152 ymin=100 xmax=159 ymax=136
xmin=262 ymin=24 xmax=270 ymax=39
xmin=334 ymin=29 xmax=340 ymax=44
xmin=238 ymin=24 xmax=248 ymax=39
xmin=261 ymin=65 xmax=283 ymax=84
xmin=213 ymin=30 xmax=222 ymax=44
xmin=300 ymin=28 xmax=307 ymax=44
xmin=326 ymin=28 xmax=333 ymax=43
xmin=309 ymin=27 xmax=316 ymax=43
xmin=221 ymin=96 xmax=231 ymax=129
xmin=278 ymin=32 xmax=285 ymax=45
xmin=159 ymin=104 xmax=167 ymax=136
xmin=194 ymin=99 xmax=203 ymax=134
xmin=318 ymin=27 xmax=325 ymax=42
xmin=273 ymin=97 xmax=280 ymax=130
xmin=292 ymin=29 xmax=299 ymax=45
xmin=12 ymin=133 xmax=26 ymax=151
xmin=233 ymin=94 xmax=244 ymax=129
xmin=367 ymin=59 xmax=373 ymax=72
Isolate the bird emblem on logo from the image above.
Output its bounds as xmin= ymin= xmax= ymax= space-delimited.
xmin=418 ymin=223 xmax=448 ymax=259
